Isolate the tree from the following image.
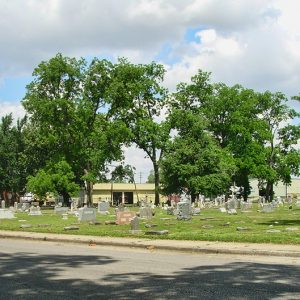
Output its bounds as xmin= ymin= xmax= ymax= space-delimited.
xmin=160 ymin=109 xmax=235 ymax=200
xmin=0 ymin=114 xmax=28 ymax=202
xmin=173 ymin=71 xmax=268 ymax=200
xmin=107 ymin=59 xmax=170 ymax=205
xmin=27 ymin=160 xmax=79 ymax=204
xmin=252 ymin=91 xmax=300 ymax=200
xmin=22 ymin=54 xmax=125 ymax=205
xmin=146 ymin=170 xmax=155 ymax=183
xmin=111 ymin=164 xmax=135 ymax=183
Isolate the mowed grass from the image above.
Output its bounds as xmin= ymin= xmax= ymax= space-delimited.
xmin=1 ymin=204 xmax=300 ymax=244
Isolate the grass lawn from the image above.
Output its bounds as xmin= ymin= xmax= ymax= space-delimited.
xmin=1 ymin=204 xmax=300 ymax=244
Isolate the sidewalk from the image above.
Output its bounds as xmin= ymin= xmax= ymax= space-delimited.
xmin=1 ymin=230 xmax=300 ymax=257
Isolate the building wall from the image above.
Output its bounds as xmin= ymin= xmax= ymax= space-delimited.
xmin=92 ymin=183 xmax=165 ymax=204
xmin=249 ymin=178 xmax=300 ymax=198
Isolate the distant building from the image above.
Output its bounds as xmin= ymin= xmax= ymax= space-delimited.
xmin=92 ymin=183 xmax=166 ymax=205
xmin=249 ymin=178 xmax=300 ymax=198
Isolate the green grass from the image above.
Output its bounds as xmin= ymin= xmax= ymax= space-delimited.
xmin=1 ymin=204 xmax=300 ymax=244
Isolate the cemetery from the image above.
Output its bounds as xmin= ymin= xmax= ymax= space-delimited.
xmin=0 ymin=195 xmax=300 ymax=245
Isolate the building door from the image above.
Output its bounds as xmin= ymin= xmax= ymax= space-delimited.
xmin=113 ymin=192 xmax=122 ymax=206
xmin=124 ymin=192 xmax=133 ymax=204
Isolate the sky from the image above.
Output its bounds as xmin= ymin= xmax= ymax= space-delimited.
xmin=1 ymin=0 xmax=300 ymax=182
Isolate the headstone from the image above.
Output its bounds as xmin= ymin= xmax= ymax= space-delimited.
xmin=145 ymin=230 xmax=169 ymax=235
xmin=62 ymin=213 xmax=68 ymax=220
xmin=98 ymin=201 xmax=110 ymax=215
xmin=77 ymin=207 xmax=97 ymax=222
xmin=177 ymin=201 xmax=192 ymax=220
xmin=116 ymin=203 xmax=125 ymax=212
xmin=145 ymin=223 xmax=158 ymax=228
xmin=166 ymin=207 xmax=174 ymax=215
xmin=1 ymin=200 xmax=5 ymax=209
xmin=266 ymin=229 xmax=281 ymax=233
xmin=236 ymin=227 xmax=250 ymax=231
xmin=28 ymin=205 xmax=42 ymax=216
xmin=227 ymin=208 xmax=237 ymax=215
xmin=139 ymin=207 xmax=152 ymax=219
xmin=64 ymin=226 xmax=79 ymax=230
xmin=241 ymin=202 xmax=252 ymax=211
xmin=22 ymin=203 xmax=30 ymax=212
xmin=130 ymin=216 xmax=140 ymax=231
xmin=180 ymin=191 xmax=191 ymax=204
xmin=0 ymin=209 xmax=15 ymax=219
xmin=219 ymin=207 xmax=227 ymax=213
xmin=227 ymin=199 xmax=236 ymax=210
xmin=20 ymin=224 xmax=32 ymax=228
xmin=105 ymin=220 xmax=117 ymax=225
xmin=193 ymin=207 xmax=201 ymax=215
xmin=285 ymin=227 xmax=299 ymax=232
xmin=116 ymin=211 xmax=136 ymax=225
xmin=261 ymin=204 xmax=274 ymax=213
xmin=54 ymin=206 xmax=69 ymax=214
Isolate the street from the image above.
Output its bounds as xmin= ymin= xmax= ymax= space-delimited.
xmin=0 ymin=239 xmax=299 ymax=299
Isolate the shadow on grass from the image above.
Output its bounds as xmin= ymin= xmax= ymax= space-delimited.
xmin=0 ymin=251 xmax=299 ymax=299
xmin=258 ymin=219 xmax=300 ymax=226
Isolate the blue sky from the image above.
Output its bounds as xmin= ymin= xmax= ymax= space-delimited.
xmin=1 ymin=0 xmax=300 ymax=180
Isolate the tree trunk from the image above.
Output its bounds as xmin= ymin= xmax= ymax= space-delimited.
xmin=86 ymin=180 xmax=93 ymax=207
xmin=84 ymin=162 xmax=93 ymax=207
xmin=153 ymin=162 xmax=160 ymax=206
xmin=61 ymin=190 xmax=70 ymax=207
xmin=266 ymin=181 xmax=274 ymax=202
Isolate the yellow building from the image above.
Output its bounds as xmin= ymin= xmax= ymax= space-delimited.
xmin=92 ymin=183 xmax=165 ymax=205
xmin=249 ymin=178 xmax=300 ymax=198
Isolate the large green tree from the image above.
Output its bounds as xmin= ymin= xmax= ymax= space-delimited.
xmin=160 ymin=109 xmax=235 ymax=199
xmin=0 ymin=114 xmax=27 ymax=201
xmin=107 ymin=59 xmax=170 ymax=205
xmin=253 ymin=91 xmax=300 ymax=200
xmin=22 ymin=54 xmax=125 ymax=205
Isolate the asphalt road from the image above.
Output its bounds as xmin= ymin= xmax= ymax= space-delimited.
xmin=0 ymin=239 xmax=299 ymax=300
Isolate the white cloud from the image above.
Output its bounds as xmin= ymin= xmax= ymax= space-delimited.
xmin=0 ymin=101 xmax=25 ymax=120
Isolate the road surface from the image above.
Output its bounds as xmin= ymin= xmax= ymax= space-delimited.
xmin=0 ymin=239 xmax=299 ymax=299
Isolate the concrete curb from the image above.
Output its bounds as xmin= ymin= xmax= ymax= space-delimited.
xmin=1 ymin=230 xmax=300 ymax=258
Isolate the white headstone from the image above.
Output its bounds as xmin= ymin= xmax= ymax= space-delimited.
xmin=28 ymin=205 xmax=42 ymax=216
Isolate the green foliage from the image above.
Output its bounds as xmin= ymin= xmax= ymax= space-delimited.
xmin=27 ymin=160 xmax=79 ymax=200
xmin=111 ymin=164 xmax=135 ymax=183
xmin=107 ymin=59 xmax=170 ymax=205
xmin=0 ymin=114 xmax=28 ymax=195
xmin=22 ymin=54 xmax=126 ymax=205
xmin=161 ymin=109 xmax=235 ymax=197
xmin=146 ymin=170 xmax=155 ymax=183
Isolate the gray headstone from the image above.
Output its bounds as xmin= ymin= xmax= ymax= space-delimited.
xmin=139 ymin=207 xmax=152 ymax=219
xmin=21 ymin=203 xmax=30 ymax=212
xmin=130 ymin=216 xmax=140 ymax=230
xmin=177 ymin=201 xmax=192 ymax=220
xmin=54 ymin=206 xmax=69 ymax=214
xmin=98 ymin=201 xmax=110 ymax=214
xmin=78 ymin=207 xmax=97 ymax=222
xmin=261 ymin=204 xmax=274 ymax=213
xmin=1 ymin=200 xmax=5 ymax=209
